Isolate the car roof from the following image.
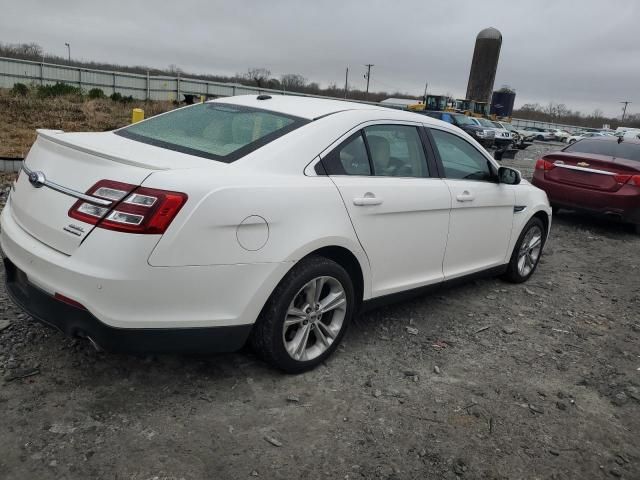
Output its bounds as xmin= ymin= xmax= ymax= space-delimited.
xmin=211 ymin=94 xmax=450 ymax=127
xmin=574 ymin=135 xmax=640 ymax=145
xmin=212 ymin=94 xmax=393 ymax=120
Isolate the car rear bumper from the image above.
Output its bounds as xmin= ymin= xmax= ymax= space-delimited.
xmin=1 ymin=198 xmax=292 ymax=337
xmin=3 ymin=257 xmax=252 ymax=353
xmin=532 ymin=173 xmax=640 ymax=224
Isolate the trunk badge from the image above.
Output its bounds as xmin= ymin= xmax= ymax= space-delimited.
xmin=28 ymin=171 xmax=46 ymax=188
xmin=577 ymin=162 xmax=590 ymax=167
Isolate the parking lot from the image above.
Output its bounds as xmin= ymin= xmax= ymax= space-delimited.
xmin=0 ymin=142 xmax=639 ymax=480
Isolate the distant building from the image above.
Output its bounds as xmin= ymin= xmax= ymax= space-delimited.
xmin=380 ymin=98 xmax=422 ymax=108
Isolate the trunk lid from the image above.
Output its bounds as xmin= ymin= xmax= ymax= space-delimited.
xmin=10 ymin=130 xmax=215 ymax=255
xmin=542 ymin=152 xmax=640 ymax=192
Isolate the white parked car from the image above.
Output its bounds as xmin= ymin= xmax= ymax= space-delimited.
xmin=567 ymin=131 xmax=606 ymax=144
xmin=550 ymin=129 xmax=571 ymax=142
xmin=1 ymin=95 xmax=551 ymax=372
xmin=468 ymin=117 xmax=514 ymax=147
xmin=523 ymin=127 xmax=556 ymax=141
xmin=498 ymin=122 xmax=536 ymax=149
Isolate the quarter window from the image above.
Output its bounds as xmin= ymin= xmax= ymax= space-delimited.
xmin=430 ymin=129 xmax=494 ymax=181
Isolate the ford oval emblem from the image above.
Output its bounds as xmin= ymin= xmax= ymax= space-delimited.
xmin=28 ymin=171 xmax=46 ymax=188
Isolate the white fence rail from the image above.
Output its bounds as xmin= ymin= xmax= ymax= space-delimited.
xmin=0 ymin=56 xmax=284 ymax=100
xmin=511 ymin=118 xmax=594 ymax=133
xmin=0 ymin=56 xmax=381 ymax=105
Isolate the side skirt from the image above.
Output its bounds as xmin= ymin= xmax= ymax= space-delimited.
xmin=359 ymin=264 xmax=508 ymax=314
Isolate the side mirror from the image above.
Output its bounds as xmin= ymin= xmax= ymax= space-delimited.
xmin=498 ymin=166 xmax=521 ymax=185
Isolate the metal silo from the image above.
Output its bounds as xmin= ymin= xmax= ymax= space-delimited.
xmin=465 ymin=27 xmax=502 ymax=105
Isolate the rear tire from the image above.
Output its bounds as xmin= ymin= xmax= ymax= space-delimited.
xmin=503 ymin=217 xmax=546 ymax=283
xmin=250 ymin=256 xmax=355 ymax=373
xmin=536 ymin=135 xmax=544 ymax=141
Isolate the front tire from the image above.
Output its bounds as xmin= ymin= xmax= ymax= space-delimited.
xmin=250 ymin=256 xmax=355 ymax=373
xmin=503 ymin=217 xmax=546 ymax=283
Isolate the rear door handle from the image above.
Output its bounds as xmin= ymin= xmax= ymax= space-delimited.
xmin=353 ymin=193 xmax=383 ymax=206
xmin=456 ymin=191 xmax=475 ymax=202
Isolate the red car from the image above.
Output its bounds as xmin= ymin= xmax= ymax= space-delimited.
xmin=531 ymin=136 xmax=640 ymax=233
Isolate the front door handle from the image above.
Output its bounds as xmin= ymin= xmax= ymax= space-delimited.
xmin=353 ymin=193 xmax=383 ymax=206
xmin=456 ymin=191 xmax=475 ymax=202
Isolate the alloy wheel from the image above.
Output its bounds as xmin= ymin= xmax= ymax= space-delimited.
xmin=517 ymin=225 xmax=543 ymax=277
xmin=282 ymin=276 xmax=347 ymax=361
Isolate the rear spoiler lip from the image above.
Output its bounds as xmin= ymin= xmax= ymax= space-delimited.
xmin=35 ymin=129 xmax=169 ymax=171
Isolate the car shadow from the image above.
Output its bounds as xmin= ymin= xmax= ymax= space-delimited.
xmin=552 ymin=209 xmax=637 ymax=237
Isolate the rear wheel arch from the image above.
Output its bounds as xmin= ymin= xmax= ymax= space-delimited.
xmin=303 ymin=246 xmax=365 ymax=311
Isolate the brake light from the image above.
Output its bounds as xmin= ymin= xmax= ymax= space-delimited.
xmin=535 ymin=159 xmax=556 ymax=171
xmin=68 ymin=180 xmax=187 ymax=234
xmin=630 ymin=175 xmax=640 ymax=187
xmin=613 ymin=174 xmax=631 ymax=184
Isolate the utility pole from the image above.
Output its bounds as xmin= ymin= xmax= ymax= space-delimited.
xmin=423 ymin=82 xmax=428 ymax=104
xmin=65 ymin=42 xmax=70 ymax=61
xmin=621 ymin=101 xmax=631 ymax=123
xmin=344 ymin=67 xmax=349 ymax=99
xmin=364 ymin=64 xmax=374 ymax=99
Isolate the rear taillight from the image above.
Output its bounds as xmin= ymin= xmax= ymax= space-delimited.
xmin=630 ymin=175 xmax=640 ymax=187
xmin=69 ymin=180 xmax=187 ymax=234
xmin=613 ymin=174 xmax=631 ymax=184
xmin=535 ymin=159 xmax=556 ymax=171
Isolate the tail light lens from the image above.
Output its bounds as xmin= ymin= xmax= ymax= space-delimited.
xmin=535 ymin=159 xmax=556 ymax=171
xmin=613 ymin=174 xmax=631 ymax=184
xmin=630 ymin=175 xmax=640 ymax=187
xmin=69 ymin=180 xmax=187 ymax=234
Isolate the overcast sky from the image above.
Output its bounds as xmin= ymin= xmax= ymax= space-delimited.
xmin=2 ymin=0 xmax=637 ymax=117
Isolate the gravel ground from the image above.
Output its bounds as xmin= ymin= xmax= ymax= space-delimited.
xmin=1 ymin=142 xmax=639 ymax=479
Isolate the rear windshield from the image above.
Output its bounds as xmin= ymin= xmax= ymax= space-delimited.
xmin=564 ymin=139 xmax=640 ymax=162
xmin=115 ymin=103 xmax=308 ymax=162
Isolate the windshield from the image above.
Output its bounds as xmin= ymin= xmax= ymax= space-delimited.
xmin=501 ymin=123 xmax=516 ymax=131
xmin=564 ymin=139 xmax=640 ymax=161
xmin=478 ymin=118 xmax=495 ymax=128
xmin=490 ymin=121 xmax=503 ymax=129
xmin=116 ymin=103 xmax=308 ymax=162
xmin=451 ymin=114 xmax=475 ymax=126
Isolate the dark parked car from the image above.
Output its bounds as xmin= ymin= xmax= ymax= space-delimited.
xmin=532 ymin=136 xmax=640 ymax=232
xmin=419 ymin=111 xmax=495 ymax=148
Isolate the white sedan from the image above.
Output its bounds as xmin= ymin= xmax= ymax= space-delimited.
xmin=1 ymin=95 xmax=551 ymax=372
xmin=567 ymin=131 xmax=606 ymax=144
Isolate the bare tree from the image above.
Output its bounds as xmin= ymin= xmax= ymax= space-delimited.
xmin=280 ymin=73 xmax=307 ymax=91
xmin=167 ymin=64 xmax=183 ymax=75
xmin=245 ymin=68 xmax=271 ymax=87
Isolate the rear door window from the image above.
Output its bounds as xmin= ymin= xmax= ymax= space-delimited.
xmin=322 ymin=125 xmax=430 ymax=178
xmin=322 ymin=133 xmax=371 ymax=175
xmin=364 ymin=125 xmax=429 ymax=178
